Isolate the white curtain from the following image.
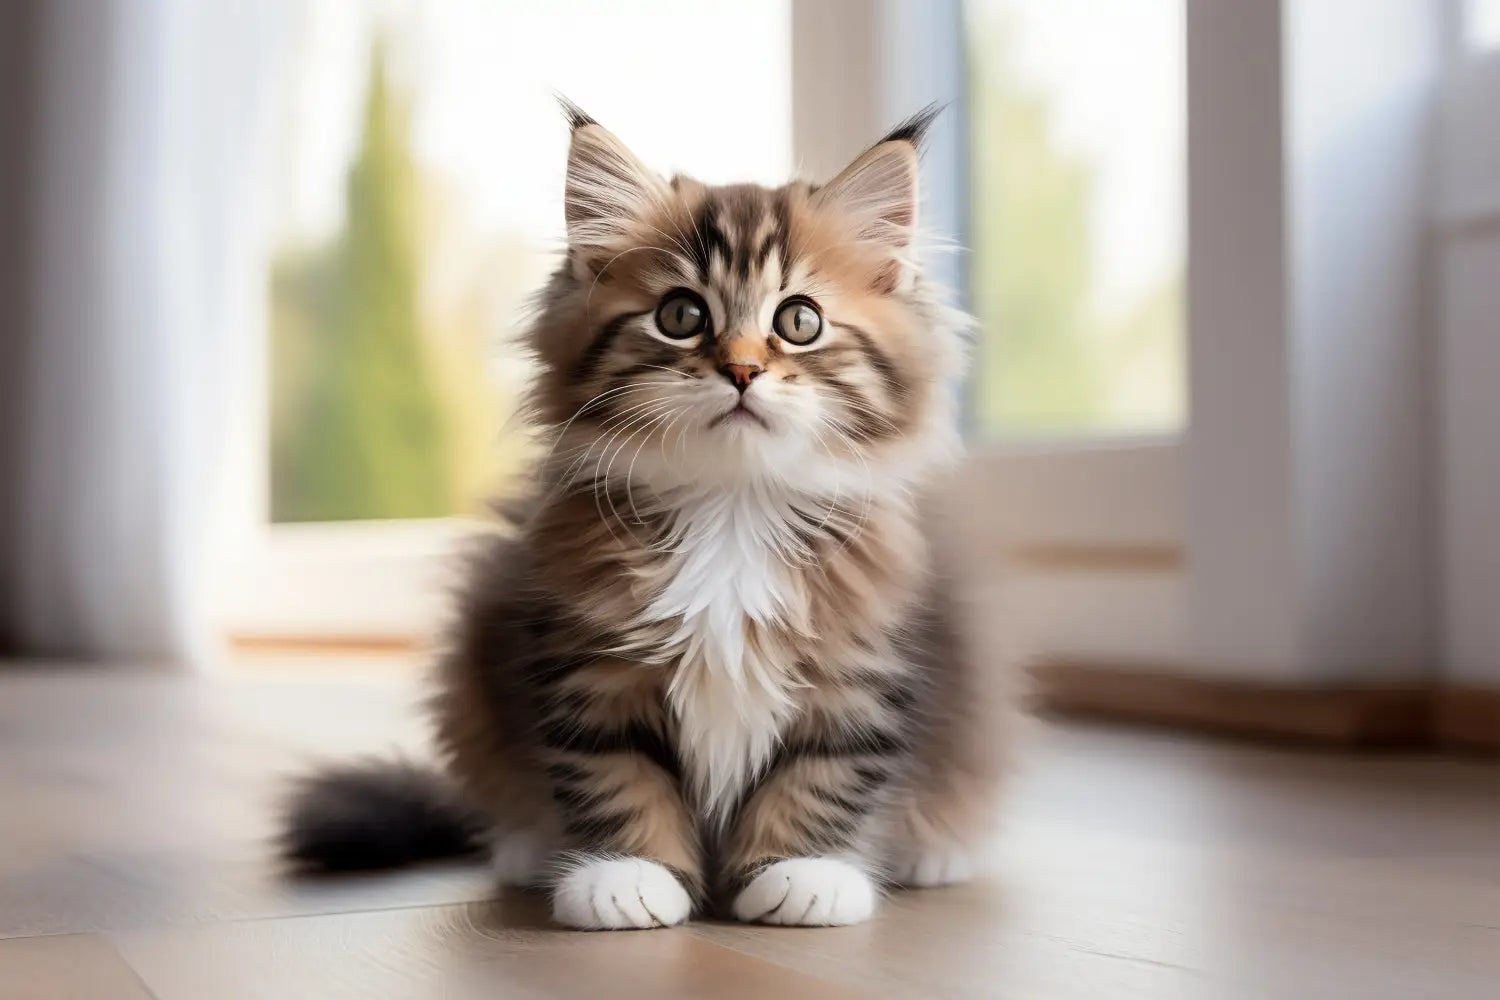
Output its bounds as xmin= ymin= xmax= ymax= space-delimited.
xmin=4 ymin=1 xmax=289 ymax=663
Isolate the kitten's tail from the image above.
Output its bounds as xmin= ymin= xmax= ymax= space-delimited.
xmin=277 ymin=759 xmax=489 ymax=873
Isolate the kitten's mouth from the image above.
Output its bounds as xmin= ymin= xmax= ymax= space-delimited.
xmin=709 ymin=401 xmax=769 ymax=430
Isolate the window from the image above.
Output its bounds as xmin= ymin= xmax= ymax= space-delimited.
xmin=964 ymin=0 xmax=1186 ymax=435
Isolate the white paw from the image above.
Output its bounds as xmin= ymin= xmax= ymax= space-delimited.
xmin=551 ymin=858 xmax=692 ymax=930
xmin=732 ymin=858 xmax=876 ymax=926
xmin=891 ymin=847 xmax=974 ymax=888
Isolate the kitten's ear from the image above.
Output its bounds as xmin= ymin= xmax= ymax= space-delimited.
xmin=560 ymin=99 xmax=667 ymax=274
xmin=813 ymin=105 xmax=939 ymax=251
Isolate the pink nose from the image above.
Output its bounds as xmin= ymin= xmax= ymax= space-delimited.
xmin=719 ymin=363 xmax=763 ymax=393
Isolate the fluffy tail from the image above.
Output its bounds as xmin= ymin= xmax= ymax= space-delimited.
xmin=278 ymin=759 xmax=489 ymax=873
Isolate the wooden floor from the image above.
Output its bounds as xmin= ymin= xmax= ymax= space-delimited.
xmin=2 ymin=667 xmax=1497 ymax=1000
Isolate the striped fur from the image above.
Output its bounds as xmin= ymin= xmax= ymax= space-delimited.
xmin=286 ymin=106 xmax=1012 ymax=929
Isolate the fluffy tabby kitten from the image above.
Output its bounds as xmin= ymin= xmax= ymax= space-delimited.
xmin=280 ymin=102 xmax=1010 ymax=929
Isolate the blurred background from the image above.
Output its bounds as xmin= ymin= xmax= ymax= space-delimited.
xmin=0 ymin=0 xmax=1497 ymax=748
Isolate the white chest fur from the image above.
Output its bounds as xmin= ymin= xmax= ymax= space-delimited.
xmin=643 ymin=487 xmax=805 ymax=819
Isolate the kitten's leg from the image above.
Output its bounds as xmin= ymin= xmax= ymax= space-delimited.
xmin=721 ymin=677 xmax=908 ymax=927
xmin=886 ymin=781 xmax=984 ymax=888
xmin=536 ymin=661 xmax=702 ymax=930
xmin=887 ymin=566 xmax=1014 ymax=888
xmin=432 ymin=634 xmax=569 ymax=892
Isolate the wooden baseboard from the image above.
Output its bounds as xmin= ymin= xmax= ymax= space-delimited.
xmin=1002 ymin=543 xmax=1183 ymax=573
xmin=1431 ymin=686 xmax=1500 ymax=752
xmin=1033 ymin=663 xmax=1499 ymax=753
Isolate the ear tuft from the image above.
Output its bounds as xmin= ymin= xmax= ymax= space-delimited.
xmin=563 ymin=117 xmax=666 ymax=274
xmin=813 ymin=137 xmax=920 ymax=249
xmin=878 ymin=102 xmax=944 ymax=150
xmin=556 ymin=94 xmax=596 ymax=132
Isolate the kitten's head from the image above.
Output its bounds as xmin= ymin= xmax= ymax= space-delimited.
xmin=527 ymin=102 xmax=966 ymax=497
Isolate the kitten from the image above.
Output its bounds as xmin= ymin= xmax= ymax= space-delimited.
xmin=280 ymin=102 xmax=1012 ymax=929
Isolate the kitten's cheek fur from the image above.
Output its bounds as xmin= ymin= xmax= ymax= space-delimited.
xmin=551 ymin=858 xmax=692 ymax=930
xmin=731 ymin=858 xmax=877 ymax=926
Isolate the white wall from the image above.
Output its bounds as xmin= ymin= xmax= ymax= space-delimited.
xmin=1435 ymin=47 xmax=1500 ymax=687
xmin=1284 ymin=0 xmax=1442 ymax=679
xmin=1185 ymin=0 xmax=1443 ymax=683
xmin=1437 ymin=231 xmax=1500 ymax=686
xmin=1184 ymin=0 xmax=1304 ymax=678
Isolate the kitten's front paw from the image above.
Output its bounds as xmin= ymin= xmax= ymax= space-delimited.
xmin=732 ymin=858 xmax=876 ymax=926
xmin=551 ymin=857 xmax=691 ymax=930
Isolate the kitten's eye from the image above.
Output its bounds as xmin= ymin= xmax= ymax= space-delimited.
xmin=656 ymin=291 xmax=709 ymax=340
xmin=773 ymin=298 xmax=823 ymax=345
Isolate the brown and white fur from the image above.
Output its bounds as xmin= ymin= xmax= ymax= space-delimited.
xmin=280 ymin=103 xmax=1011 ymax=930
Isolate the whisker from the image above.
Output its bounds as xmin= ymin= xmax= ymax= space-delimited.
xmin=549 ymin=398 xmax=675 ymax=518
xmin=623 ymin=407 xmax=681 ymax=524
xmin=630 ymin=364 xmax=694 ymax=380
xmin=554 ymin=396 xmax=673 ymax=489
xmin=813 ymin=417 xmax=877 ymax=562
xmin=539 ymin=382 xmax=673 ymax=472
xmin=588 ymin=400 xmax=678 ymax=541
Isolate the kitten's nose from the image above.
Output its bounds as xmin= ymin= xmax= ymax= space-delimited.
xmin=718 ymin=363 xmax=763 ymax=393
